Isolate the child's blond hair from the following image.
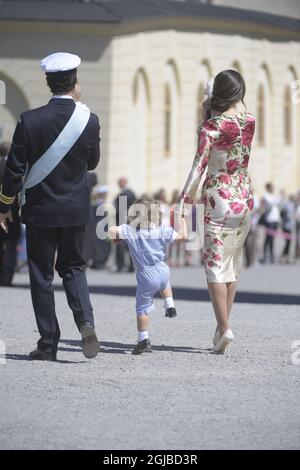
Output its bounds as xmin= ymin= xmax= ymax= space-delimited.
xmin=128 ymin=197 xmax=163 ymax=229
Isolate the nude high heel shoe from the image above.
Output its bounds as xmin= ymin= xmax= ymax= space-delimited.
xmin=213 ymin=329 xmax=234 ymax=355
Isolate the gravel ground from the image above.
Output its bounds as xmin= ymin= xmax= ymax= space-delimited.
xmin=0 ymin=263 xmax=299 ymax=450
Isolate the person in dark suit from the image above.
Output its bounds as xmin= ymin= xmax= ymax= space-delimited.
xmin=0 ymin=141 xmax=21 ymax=286
xmin=0 ymin=52 xmax=101 ymax=361
xmin=114 ymin=177 xmax=136 ymax=272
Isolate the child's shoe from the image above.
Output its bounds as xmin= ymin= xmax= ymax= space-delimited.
xmin=165 ymin=307 xmax=177 ymax=318
xmin=132 ymin=339 xmax=152 ymax=355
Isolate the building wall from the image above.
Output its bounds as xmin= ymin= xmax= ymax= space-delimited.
xmin=0 ymin=25 xmax=299 ymax=201
xmin=213 ymin=0 xmax=300 ymax=19
xmin=0 ymin=29 xmax=113 ymax=185
xmin=108 ymin=29 xmax=300 ymax=198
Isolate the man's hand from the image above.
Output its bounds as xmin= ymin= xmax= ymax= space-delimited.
xmin=0 ymin=211 xmax=13 ymax=233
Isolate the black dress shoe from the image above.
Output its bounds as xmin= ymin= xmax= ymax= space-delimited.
xmin=165 ymin=307 xmax=177 ymax=318
xmin=132 ymin=339 xmax=152 ymax=355
xmin=29 ymin=349 xmax=57 ymax=361
xmin=80 ymin=322 xmax=100 ymax=359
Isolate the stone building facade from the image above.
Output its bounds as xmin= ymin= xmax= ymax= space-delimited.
xmin=0 ymin=0 xmax=299 ymax=197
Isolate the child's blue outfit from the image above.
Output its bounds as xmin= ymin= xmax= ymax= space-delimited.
xmin=120 ymin=224 xmax=178 ymax=315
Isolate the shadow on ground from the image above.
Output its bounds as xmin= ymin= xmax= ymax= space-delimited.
xmin=12 ymin=283 xmax=300 ymax=305
xmin=5 ymin=353 xmax=87 ymax=364
xmin=60 ymin=339 xmax=215 ymax=355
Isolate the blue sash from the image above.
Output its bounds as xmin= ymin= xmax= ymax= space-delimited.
xmin=20 ymin=102 xmax=90 ymax=206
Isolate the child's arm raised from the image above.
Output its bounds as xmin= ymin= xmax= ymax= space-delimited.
xmin=108 ymin=225 xmax=122 ymax=240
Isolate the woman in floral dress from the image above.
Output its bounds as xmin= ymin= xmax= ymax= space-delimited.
xmin=179 ymin=70 xmax=255 ymax=354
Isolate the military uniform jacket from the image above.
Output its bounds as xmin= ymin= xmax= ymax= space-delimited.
xmin=0 ymin=98 xmax=100 ymax=226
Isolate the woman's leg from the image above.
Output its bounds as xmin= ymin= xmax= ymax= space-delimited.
xmin=207 ymin=282 xmax=229 ymax=336
xmin=226 ymin=281 xmax=237 ymax=320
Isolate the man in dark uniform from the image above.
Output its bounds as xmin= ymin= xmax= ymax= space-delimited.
xmin=0 ymin=141 xmax=21 ymax=286
xmin=0 ymin=53 xmax=101 ymax=361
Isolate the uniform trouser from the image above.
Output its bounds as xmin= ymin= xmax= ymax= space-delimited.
xmin=26 ymin=224 xmax=94 ymax=354
xmin=0 ymin=238 xmax=18 ymax=286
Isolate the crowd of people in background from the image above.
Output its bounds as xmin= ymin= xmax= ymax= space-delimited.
xmin=71 ymin=176 xmax=300 ymax=271
xmin=1 ymin=138 xmax=300 ymax=285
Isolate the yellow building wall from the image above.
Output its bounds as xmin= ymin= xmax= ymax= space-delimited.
xmin=108 ymin=30 xmax=300 ymax=198
xmin=0 ymin=25 xmax=299 ymax=200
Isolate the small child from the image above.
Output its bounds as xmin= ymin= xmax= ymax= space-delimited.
xmin=108 ymin=197 xmax=187 ymax=355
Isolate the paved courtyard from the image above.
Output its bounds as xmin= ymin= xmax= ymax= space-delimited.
xmin=0 ymin=263 xmax=299 ymax=450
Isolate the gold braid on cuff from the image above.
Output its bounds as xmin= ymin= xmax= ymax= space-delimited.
xmin=0 ymin=192 xmax=15 ymax=205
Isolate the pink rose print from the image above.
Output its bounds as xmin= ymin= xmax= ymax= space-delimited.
xmin=183 ymin=193 xmax=192 ymax=204
xmin=203 ymin=253 xmax=208 ymax=260
xmin=241 ymin=187 xmax=248 ymax=199
xmin=203 ymin=176 xmax=213 ymax=187
xmin=219 ymin=174 xmax=231 ymax=184
xmin=202 ymin=194 xmax=208 ymax=205
xmin=198 ymin=130 xmax=209 ymax=155
xmin=213 ymin=253 xmax=222 ymax=261
xmin=241 ymin=118 xmax=255 ymax=147
xmin=203 ymin=120 xmax=218 ymax=132
xmin=213 ymin=238 xmax=223 ymax=246
xmin=239 ymin=174 xmax=244 ymax=184
xmin=218 ymin=188 xmax=231 ymax=199
xmin=207 ymin=261 xmax=214 ymax=268
xmin=226 ymin=159 xmax=239 ymax=174
xmin=198 ymin=154 xmax=209 ymax=172
xmin=230 ymin=202 xmax=244 ymax=214
xmin=215 ymin=121 xmax=240 ymax=150
xmin=209 ymin=196 xmax=216 ymax=208
xmin=241 ymin=155 xmax=249 ymax=168
xmin=204 ymin=214 xmax=211 ymax=224
xmin=221 ymin=120 xmax=240 ymax=138
xmin=247 ymin=198 xmax=254 ymax=210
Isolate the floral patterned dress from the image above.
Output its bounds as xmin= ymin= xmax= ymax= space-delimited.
xmin=179 ymin=112 xmax=255 ymax=283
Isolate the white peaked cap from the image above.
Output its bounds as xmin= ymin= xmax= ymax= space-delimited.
xmin=40 ymin=52 xmax=81 ymax=73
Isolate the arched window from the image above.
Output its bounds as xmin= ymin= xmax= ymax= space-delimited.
xmin=129 ymin=69 xmax=150 ymax=194
xmin=283 ymin=67 xmax=297 ymax=146
xmin=231 ymin=61 xmax=242 ymax=74
xmin=164 ymin=61 xmax=179 ymax=159
xmin=257 ymin=84 xmax=265 ymax=147
xmin=0 ymin=71 xmax=29 ymax=141
xmin=256 ymin=65 xmax=271 ymax=148
xmin=284 ymin=85 xmax=292 ymax=145
xmin=196 ymin=83 xmax=205 ymax=127
xmin=164 ymin=83 xmax=171 ymax=157
xmin=196 ymin=60 xmax=212 ymax=131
